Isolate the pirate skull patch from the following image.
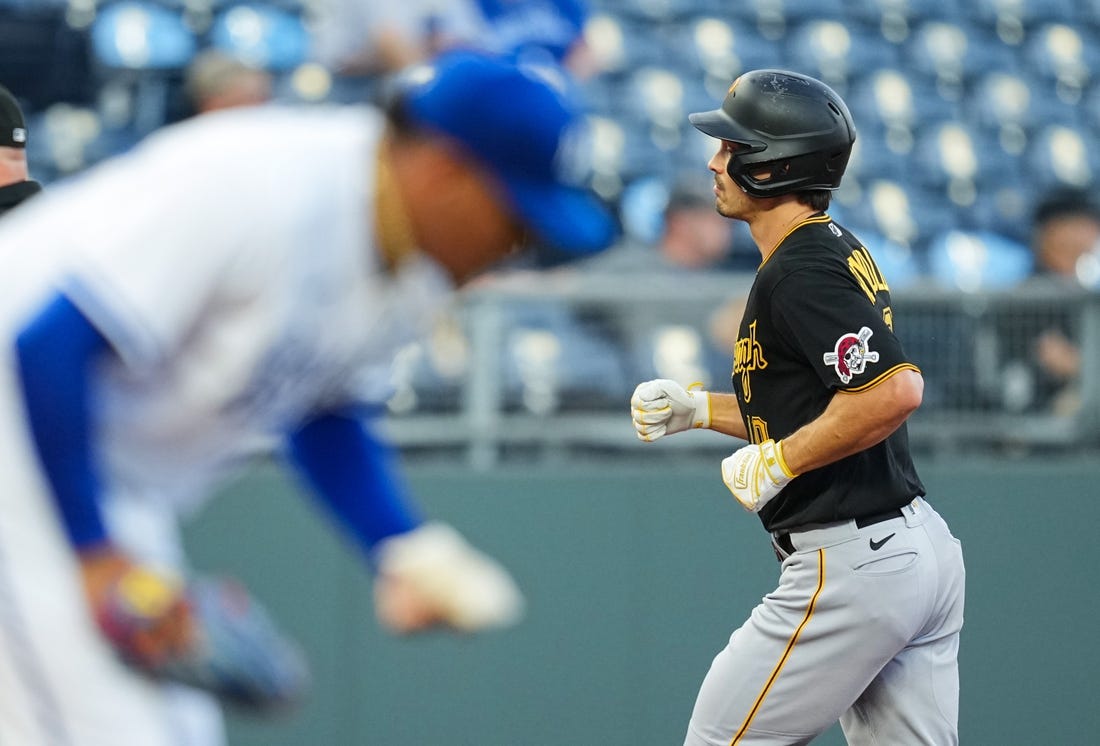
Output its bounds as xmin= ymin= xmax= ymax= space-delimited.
xmin=823 ymin=326 xmax=880 ymax=384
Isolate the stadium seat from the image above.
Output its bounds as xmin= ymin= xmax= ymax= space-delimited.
xmin=967 ymin=178 xmax=1032 ymax=244
xmin=89 ymin=1 xmax=197 ymax=135
xmin=841 ymin=131 xmax=913 ymax=189
xmin=967 ymin=72 xmax=1049 ymax=137
xmin=671 ymin=16 xmax=782 ymax=100
xmin=582 ymin=13 xmax=671 ymax=77
xmin=209 ymin=3 xmax=310 ymax=72
xmin=965 ymin=0 xmax=1078 ymax=36
xmin=911 ymin=120 xmax=1021 ymax=198
xmin=905 ymin=21 xmax=1017 ymax=98
xmin=926 ymin=229 xmax=1033 ymax=292
xmin=783 ymin=19 xmax=898 ymax=94
xmin=1024 ymin=124 xmax=1099 ymax=192
xmin=91 ymin=1 xmax=196 ymax=70
xmin=843 ymin=179 xmax=955 ymax=253
xmin=1021 ymin=24 xmax=1098 ymax=103
xmin=847 ymin=68 xmax=958 ymax=143
xmin=859 ymin=230 xmax=926 ymax=290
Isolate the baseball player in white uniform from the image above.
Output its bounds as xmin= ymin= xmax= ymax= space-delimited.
xmin=0 ymin=51 xmax=614 ymax=746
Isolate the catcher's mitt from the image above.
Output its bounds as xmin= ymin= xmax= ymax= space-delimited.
xmin=95 ymin=568 xmax=310 ymax=712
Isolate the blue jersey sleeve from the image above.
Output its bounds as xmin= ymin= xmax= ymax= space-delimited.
xmin=15 ymin=293 xmax=111 ymax=550
xmin=286 ymin=409 xmax=422 ymax=563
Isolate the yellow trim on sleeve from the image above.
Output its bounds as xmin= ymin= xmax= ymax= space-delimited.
xmin=836 ymin=363 xmax=921 ymax=394
xmin=730 ymin=549 xmax=826 ymax=744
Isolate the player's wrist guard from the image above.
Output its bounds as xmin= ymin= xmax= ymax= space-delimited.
xmin=721 ymin=438 xmax=797 ymax=512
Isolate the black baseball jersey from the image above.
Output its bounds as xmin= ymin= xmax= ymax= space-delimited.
xmin=731 ymin=213 xmax=924 ymax=532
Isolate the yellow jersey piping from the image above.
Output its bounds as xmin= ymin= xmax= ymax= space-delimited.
xmin=730 ymin=548 xmax=826 ymax=744
xmin=758 ymin=214 xmax=833 ymax=269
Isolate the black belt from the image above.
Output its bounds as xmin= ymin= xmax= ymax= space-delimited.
xmin=774 ymin=508 xmax=905 ymax=557
xmin=855 ymin=507 xmax=905 ymax=529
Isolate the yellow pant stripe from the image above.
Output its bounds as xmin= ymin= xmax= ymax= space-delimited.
xmin=730 ymin=549 xmax=826 ymax=744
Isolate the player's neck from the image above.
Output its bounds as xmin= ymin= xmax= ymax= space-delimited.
xmin=373 ymin=138 xmax=419 ymax=273
xmin=750 ymin=202 xmax=820 ymax=263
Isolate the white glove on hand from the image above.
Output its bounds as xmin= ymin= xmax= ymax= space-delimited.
xmin=373 ymin=523 xmax=524 ymax=634
xmin=721 ymin=439 xmax=797 ymax=513
xmin=630 ymin=379 xmax=711 ymax=442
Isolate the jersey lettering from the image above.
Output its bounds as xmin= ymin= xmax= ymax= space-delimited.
xmin=847 ymin=247 xmax=890 ymax=304
xmin=882 ymin=306 xmax=894 ymax=331
xmin=748 ymin=416 xmax=769 ymax=445
xmin=733 ymin=320 xmax=767 ymax=402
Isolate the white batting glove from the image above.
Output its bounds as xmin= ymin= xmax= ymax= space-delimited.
xmin=630 ymin=379 xmax=711 ymax=442
xmin=721 ymin=439 xmax=797 ymax=513
xmin=372 ymin=523 xmax=523 ymax=634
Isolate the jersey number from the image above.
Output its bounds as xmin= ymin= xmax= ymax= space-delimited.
xmin=748 ymin=416 xmax=770 ymax=445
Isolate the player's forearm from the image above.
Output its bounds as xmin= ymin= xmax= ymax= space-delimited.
xmin=286 ymin=408 xmax=422 ymax=559
xmin=705 ymin=391 xmax=749 ymax=440
xmin=780 ymin=368 xmax=923 ymax=475
xmin=15 ymin=293 xmax=112 ymax=550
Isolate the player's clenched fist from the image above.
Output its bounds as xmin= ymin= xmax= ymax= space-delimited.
xmin=721 ymin=439 xmax=797 ymax=512
xmin=373 ymin=523 xmax=524 ymax=634
xmin=630 ymin=379 xmax=711 ymax=442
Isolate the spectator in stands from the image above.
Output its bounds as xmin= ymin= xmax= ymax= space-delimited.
xmin=310 ymin=0 xmax=484 ymax=101
xmin=0 ymin=84 xmax=41 ymax=216
xmin=1018 ymin=188 xmax=1100 ymax=414
xmin=472 ymin=0 xmax=599 ymax=79
xmin=183 ymin=50 xmax=273 ymax=116
xmin=584 ymin=177 xmax=740 ymax=274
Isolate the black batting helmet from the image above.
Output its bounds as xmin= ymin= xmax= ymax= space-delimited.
xmin=689 ymin=69 xmax=856 ymax=198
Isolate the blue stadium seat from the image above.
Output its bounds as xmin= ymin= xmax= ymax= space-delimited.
xmin=89 ymin=1 xmax=197 ymax=134
xmin=847 ymin=68 xmax=958 ymax=143
xmin=911 ymin=121 xmax=1019 ymax=194
xmin=209 ymin=3 xmax=310 ymax=72
xmin=965 ymin=0 xmax=1078 ymax=32
xmin=772 ymin=0 xmax=849 ymax=22
xmin=905 ymin=21 xmax=1017 ymax=98
xmin=842 ymin=131 xmax=914 ymax=189
xmin=499 ymin=301 xmax=630 ymax=413
xmin=1021 ymin=24 xmax=1098 ymax=103
xmin=1024 ymin=124 xmax=1100 ymax=192
xmin=91 ymin=1 xmax=197 ymax=70
xmin=783 ymin=19 xmax=898 ymax=94
xmin=965 ymin=71 xmax=1081 ymax=163
xmin=967 ymin=179 xmax=1032 ymax=244
xmin=582 ymin=13 xmax=670 ymax=77
xmin=859 ymin=230 xmax=926 ymax=290
xmin=847 ymin=0 xmax=962 ymax=26
xmin=926 ymin=229 xmax=1033 ymax=292
xmin=670 ymin=16 xmax=782 ymax=100
xmin=842 ymin=179 xmax=954 ymax=253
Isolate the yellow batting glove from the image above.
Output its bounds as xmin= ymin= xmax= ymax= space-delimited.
xmin=721 ymin=439 xmax=797 ymax=512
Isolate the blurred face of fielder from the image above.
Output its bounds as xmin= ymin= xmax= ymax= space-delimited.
xmin=0 ymin=145 xmax=29 ymax=187
xmin=381 ymin=133 xmax=528 ymax=286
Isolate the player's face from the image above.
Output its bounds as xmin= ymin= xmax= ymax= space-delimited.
xmin=436 ymin=165 xmax=527 ymax=284
xmin=707 ymin=140 xmax=771 ymax=222
xmin=707 ymin=140 xmax=751 ymax=220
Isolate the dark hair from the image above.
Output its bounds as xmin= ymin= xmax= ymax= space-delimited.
xmin=797 ymin=190 xmax=832 ymax=211
xmin=1033 ymin=187 xmax=1100 ymax=227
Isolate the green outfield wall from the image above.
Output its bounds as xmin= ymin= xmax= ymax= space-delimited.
xmin=184 ymin=458 xmax=1100 ymax=745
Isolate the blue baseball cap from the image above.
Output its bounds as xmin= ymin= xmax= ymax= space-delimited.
xmin=395 ymin=51 xmax=616 ymax=255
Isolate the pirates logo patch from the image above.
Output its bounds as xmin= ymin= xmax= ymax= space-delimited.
xmin=823 ymin=326 xmax=879 ymax=384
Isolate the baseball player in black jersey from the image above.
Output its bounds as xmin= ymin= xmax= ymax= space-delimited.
xmin=631 ymin=70 xmax=965 ymax=744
